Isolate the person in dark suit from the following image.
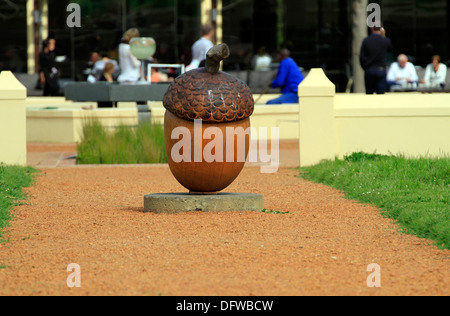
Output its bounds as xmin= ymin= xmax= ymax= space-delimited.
xmin=360 ymin=26 xmax=393 ymax=94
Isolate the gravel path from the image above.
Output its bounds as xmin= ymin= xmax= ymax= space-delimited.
xmin=0 ymin=164 xmax=448 ymax=296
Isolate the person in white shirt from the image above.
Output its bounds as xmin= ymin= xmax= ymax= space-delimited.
xmin=91 ymin=53 xmax=120 ymax=81
xmin=252 ymin=46 xmax=272 ymax=71
xmin=118 ymin=28 xmax=141 ymax=83
xmin=387 ymin=54 xmax=418 ymax=90
xmin=421 ymin=55 xmax=447 ymax=89
xmin=187 ymin=24 xmax=214 ymax=71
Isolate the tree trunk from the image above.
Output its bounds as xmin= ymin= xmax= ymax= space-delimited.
xmin=352 ymin=0 xmax=368 ymax=93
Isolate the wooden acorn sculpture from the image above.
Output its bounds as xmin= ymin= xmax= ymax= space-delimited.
xmin=163 ymin=43 xmax=255 ymax=194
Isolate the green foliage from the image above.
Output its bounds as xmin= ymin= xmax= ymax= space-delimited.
xmin=0 ymin=165 xmax=37 ymax=241
xmin=260 ymin=209 xmax=290 ymax=215
xmin=77 ymin=118 xmax=167 ymax=165
xmin=343 ymin=152 xmax=389 ymax=162
xmin=300 ymin=154 xmax=450 ymax=249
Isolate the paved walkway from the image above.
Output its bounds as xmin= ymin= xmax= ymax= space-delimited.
xmin=27 ymin=140 xmax=300 ymax=169
xmin=8 ymin=141 xmax=447 ymax=296
xmin=1 ymin=162 xmax=449 ymax=296
xmin=27 ymin=144 xmax=78 ymax=168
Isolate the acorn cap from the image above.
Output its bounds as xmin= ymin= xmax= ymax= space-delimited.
xmin=163 ymin=43 xmax=254 ymax=123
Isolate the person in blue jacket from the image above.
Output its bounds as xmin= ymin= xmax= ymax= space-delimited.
xmin=267 ymin=48 xmax=304 ymax=104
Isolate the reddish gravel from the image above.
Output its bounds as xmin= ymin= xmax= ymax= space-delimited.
xmin=0 ymin=164 xmax=448 ymax=296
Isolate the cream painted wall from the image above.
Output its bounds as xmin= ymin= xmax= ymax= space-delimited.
xmin=19 ymin=69 xmax=450 ymax=166
xmin=25 ymin=97 xmax=137 ymax=110
xmin=149 ymin=101 xmax=299 ymax=141
xmin=27 ymin=108 xmax=139 ymax=143
xmin=334 ymin=94 xmax=450 ymax=159
xmin=0 ymin=72 xmax=27 ymax=165
xmin=297 ymin=69 xmax=450 ymax=167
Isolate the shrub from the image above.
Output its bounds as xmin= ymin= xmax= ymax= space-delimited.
xmin=77 ymin=118 xmax=167 ymax=165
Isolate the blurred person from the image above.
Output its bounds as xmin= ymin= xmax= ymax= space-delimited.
xmin=360 ymin=25 xmax=393 ymax=94
xmin=141 ymin=57 xmax=169 ymax=83
xmin=421 ymin=55 xmax=447 ymax=89
xmin=39 ymin=38 xmax=60 ymax=96
xmin=252 ymin=46 xmax=272 ymax=71
xmin=98 ymin=62 xmax=116 ymax=108
xmin=117 ymin=28 xmax=141 ymax=83
xmin=187 ymin=24 xmax=214 ymax=71
xmin=266 ymin=48 xmax=304 ymax=105
xmin=86 ymin=52 xmax=99 ymax=71
xmin=150 ymin=67 xmax=169 ymax=83
xmin=92 ymin=52 xmax=120 ymax=81
xmin=99 ymin=62 xmax=115 ymax=83
xmin=84 ymin=51 xmax=100 ymax=81
xmin=387 ymin=54 xmax=418 ymax=90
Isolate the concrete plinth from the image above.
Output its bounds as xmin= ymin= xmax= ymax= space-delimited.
xmin=144 ymin=193 xmax=263 ymax=214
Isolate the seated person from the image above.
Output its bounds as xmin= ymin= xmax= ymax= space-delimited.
xmin=420 ymin=55 xmax=447 ymax=89
xmin=150 ymin=67 xmax=169 ymax=83
xmin=143 ymin=58 xmax=171 ymax=83
xmin=267 ymin=48 xmax=304 ymax=105
xmin=387 ymin=54 xmax=418 ymax=90
xmin=92 ymin=52 xmax=120 ymax=81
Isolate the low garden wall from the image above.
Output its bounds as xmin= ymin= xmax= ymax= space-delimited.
xmin=27 ymin=108 xmax=139 ymax=143
xmin=24 ymin=97 xmax=139 ymax=144
xmin=299 ymin=69 xmax=450 ymax=167
xmin=0 ymin=71 xmax=27 ymax=165
xmin=149 ymin=97 xmax=299 ymax=141
xmin=151 ymin=74 xmax=450 ymax=168
xmin=25 ymin=97 xmax=137 ymax=109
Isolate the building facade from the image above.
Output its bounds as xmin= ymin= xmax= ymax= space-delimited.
xmin=1 ymin=0 xmax=449 ymax=92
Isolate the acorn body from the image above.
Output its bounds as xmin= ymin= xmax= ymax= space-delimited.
xmin=163 ymin=43 xmax=255 ymax=193
xmin=164 ymin=111 xmax=250 ymax=193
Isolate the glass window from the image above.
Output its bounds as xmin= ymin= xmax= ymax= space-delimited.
xmin=47 ymin=0 xmax=201 ymax=80
xmin=0 ymin=0 xmax=27 ymax=73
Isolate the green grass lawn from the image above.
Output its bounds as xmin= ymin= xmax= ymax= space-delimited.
xmin=0 ymin=165 xmax=37 ymax=242
xmin=77 ymin=118 xmax=167 ymax=165
xmin=300 ymin=152 xmax=450 ymax=249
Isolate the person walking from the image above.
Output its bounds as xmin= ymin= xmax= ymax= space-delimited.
xmin=39 ymin=38 xmax=60 ymax=96
xmin=360 ymin=26 xmax=393 ymax=94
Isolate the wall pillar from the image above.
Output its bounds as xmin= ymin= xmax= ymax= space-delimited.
xmin=298 ymin=68 xmax=336 ymax=167
xmin=0 ymin=72 xmax=27 ymax=166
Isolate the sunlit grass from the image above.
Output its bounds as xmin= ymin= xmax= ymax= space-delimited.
xmin=0 ymin=165 xmax=37 ymax=242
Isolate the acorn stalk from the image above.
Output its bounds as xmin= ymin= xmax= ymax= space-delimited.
xmin=205 ymin=43 xmax=231 ymax=74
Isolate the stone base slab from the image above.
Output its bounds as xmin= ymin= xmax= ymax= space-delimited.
xmin=144 ymin=193 xmax=263 ymax=214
